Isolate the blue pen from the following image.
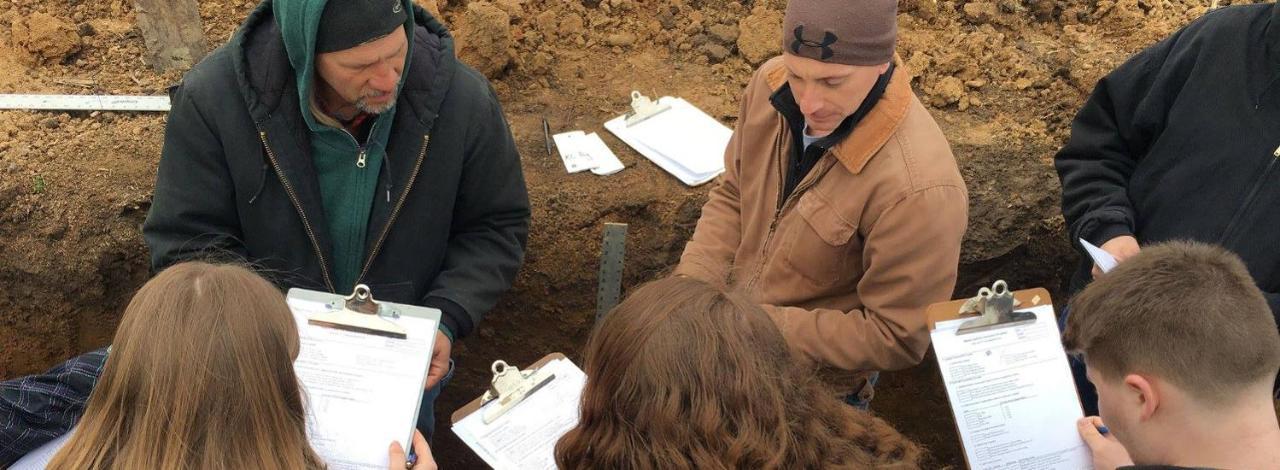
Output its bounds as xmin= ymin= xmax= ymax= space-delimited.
xmin=1096 ymin=425 xmax=1110 ymax=435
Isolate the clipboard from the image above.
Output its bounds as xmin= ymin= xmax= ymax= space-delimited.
xmin=928 ymin=281 xmax=1092 ymax=470
xmin=450 ymin=352 xmax=567 ymax=425
xmin=450 ymin=352 xmax=587 ymax=470
xmin=286 ymin=284 xmax=441 ymax=467
xmin=926 ymin=280 xmax=1053 ymax=331
xmin=604 ymin=91 xmax=730 ymax=187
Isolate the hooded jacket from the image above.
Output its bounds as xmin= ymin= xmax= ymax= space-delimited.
xmin=676 ymin=56 xmax=968 ymax=372
xmin=1056 ymin=3 xmax=1280 ymax=320
xmin=275 ymin=0 xmax=410 ymax=292
xmin=142 ymin=0 xmax=530 ymax=339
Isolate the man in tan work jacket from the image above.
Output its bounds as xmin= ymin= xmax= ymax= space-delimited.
xmin=675 ymin=0 xmax=968 ymax=407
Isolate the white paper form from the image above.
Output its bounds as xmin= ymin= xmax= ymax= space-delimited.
xmin=452 ymin=358 xmax=587 ymax=470
xmin=289 ymin=299 xmax=437 ymax=470
xmin=553 ymin=131 xmax=597 ymax=174
xmin=1079 ymin=238 xmax=1118 ymax=273
xmin=553 ymin=131 xmax=625 ymax=176
xmin=932 ymin=305 xmax=1092 ymax=470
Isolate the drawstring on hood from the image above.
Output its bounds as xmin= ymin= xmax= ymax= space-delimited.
xmin=248 ymin=162 xmax=270 ymax=204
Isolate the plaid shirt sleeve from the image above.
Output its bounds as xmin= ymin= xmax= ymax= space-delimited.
xmin=0 ymin=348 xmax=107 ymax=466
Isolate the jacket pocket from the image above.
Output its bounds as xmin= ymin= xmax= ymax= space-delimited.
xmin=780 ymin=191 xmax=860 ymax=287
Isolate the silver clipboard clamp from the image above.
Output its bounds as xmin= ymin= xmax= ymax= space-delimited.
xmin=306 ymin=284 xmax=408 ymax=339
xmin=478 ymin=359 xmax=557 ymax=424
xmin=955 ymin=280 xmax=1036 ymax=335
xmin=624 ymin=90 xmax=671 ymax=127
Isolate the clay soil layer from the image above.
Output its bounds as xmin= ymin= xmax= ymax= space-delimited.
xmin=0 ymin=0 xmax=1256 ymax=467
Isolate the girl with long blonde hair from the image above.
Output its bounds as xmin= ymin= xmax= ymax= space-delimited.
xmin=39 ymin=262 xmax=431 ymax=469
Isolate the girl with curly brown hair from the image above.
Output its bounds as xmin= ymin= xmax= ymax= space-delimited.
xmin=555 ymin=276 xmax=922 ymax=469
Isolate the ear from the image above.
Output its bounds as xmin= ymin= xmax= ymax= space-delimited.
xmin=1123 ymin=374 xmax=1160 ymax=421
xmin=877 ymin=62 xmax=891 ymax=74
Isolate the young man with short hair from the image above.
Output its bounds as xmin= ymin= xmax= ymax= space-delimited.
xmin=675 ymin=0 xmax=968 ymax=406
xmin=1064 ymin=241 xmax=1280 ymax=470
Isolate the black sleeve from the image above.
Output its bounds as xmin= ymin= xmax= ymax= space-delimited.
xmin=422 ymin=87 xmax=530 ymax=339
xmin=1054 ymin=27 xmax=1194 ymax=248
xmin=141 ymin=85 xmax=248 ymax=273
xmin=0 ymin=348 xmax=107 ymax=466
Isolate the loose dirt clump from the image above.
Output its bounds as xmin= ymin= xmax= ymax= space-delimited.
xmin=456 ymin=1 xmax=514 ymax=78
xmin=1 ymin=0 xmax=1270 ymax=467
xmin=9 ymin=12 xmax=82 ymax=65
xmin=736 ymin=6 xmax=783 ymax=66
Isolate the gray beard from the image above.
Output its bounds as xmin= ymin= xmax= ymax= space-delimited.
xmin=356 ymin=95 xmax=396 ymax=115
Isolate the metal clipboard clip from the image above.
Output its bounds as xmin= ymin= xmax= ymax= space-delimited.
xmin=955 ymin=280 xmax=1036 ymax=335
xmin=307 ymin=284 xmax=408 ymax=339
xmin=624 ymin=90 xmax=671 ymax=127
xmin=479 ymin=359 xmax=557 ymax=424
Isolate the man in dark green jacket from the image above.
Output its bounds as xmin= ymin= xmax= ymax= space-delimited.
xmin=0 ymin=0 xmax=527 ymax=452
xmin=147 ymin=0 xmax=529 ymax=433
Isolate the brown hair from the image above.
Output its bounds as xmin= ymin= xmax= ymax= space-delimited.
xmin=555 ymin=276 xmax=921 ymax=469
xmin=49 ymin=262 xmax=325 ymax=470
xmin=1064 ymin=241 xmax=1280 ymax=405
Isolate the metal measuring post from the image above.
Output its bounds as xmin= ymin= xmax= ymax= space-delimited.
xmin=596 ymin=223 xmax=628 ymax=322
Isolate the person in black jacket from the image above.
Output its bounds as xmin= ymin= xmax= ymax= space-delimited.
xmin=1055 ymin=2 xmax=1280 ymax=414
xmin=0 ymin=0 xmax=529 ymax=463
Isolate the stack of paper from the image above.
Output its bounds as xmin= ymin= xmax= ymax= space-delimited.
xmin=289 ymin=299 xmax=437 ymax=470
xmin=452 ymin=357 xmax=587 ymax=470
xmin=932 ymin=305 xmax=1092 ymax=469
xmin=604 ymin=97 xmax=731 ymax=186
xmin=553 ymin=131 xmax=625 ymax=176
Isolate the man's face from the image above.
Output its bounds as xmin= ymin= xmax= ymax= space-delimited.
xmin=781 ymin=53 xmax=890 ymax=137
xmin=315 ymin=30 xmax=408 ymax=115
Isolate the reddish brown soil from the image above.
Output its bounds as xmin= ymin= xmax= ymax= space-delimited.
xmin=0 ymin=0 xmax=1261 ymax=467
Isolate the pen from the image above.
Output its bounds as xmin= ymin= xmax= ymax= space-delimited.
xmin=542 ymin=118 xmax=552 ymax=156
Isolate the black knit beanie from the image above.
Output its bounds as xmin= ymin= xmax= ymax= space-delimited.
xmin=316 ymin=0 xmax=408 ymax=54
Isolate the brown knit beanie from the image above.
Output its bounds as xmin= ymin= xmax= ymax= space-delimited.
xmin=782 ymin=0 xmax=898 ymax=66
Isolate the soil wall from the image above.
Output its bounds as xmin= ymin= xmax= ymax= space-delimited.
xmin=0 ymin=0 xmax=1255 ymax=466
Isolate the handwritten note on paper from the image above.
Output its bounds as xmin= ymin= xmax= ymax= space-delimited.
xmin=289 ymin=299 xmax=436 ymax=470
xmin=452 ymin=358 xmax=587 ymax=470
xmin=932 ymin=305 xmax=1092 ymax=470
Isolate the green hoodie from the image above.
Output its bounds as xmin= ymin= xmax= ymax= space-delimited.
xmin=272 ymin=0 xmax=414 ymax=291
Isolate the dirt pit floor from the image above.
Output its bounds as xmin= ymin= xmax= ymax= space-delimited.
xmin=0 ymin=0 xmax=1261 ymax=466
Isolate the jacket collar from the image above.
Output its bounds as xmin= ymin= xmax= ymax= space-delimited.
xmin=764 ymin=55 xmax=913 ymax=174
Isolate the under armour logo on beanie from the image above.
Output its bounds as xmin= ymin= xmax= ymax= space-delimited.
xmin=791 ymin=26 xmax=838 ymax=60
xmin=781 ymin=0 xmax=897 ymax=66
xmin=316 ymin=0 xmax=409 ymax=54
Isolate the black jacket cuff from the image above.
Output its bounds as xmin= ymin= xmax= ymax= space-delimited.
xmin=423 ymin=296 xmax=471 ymax=341
xmin=1085 ymin=223 xmax=1134 ymax=247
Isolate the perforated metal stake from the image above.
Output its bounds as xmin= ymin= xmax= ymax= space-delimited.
xmin=596 ymin=223 xmax=628 ymax=322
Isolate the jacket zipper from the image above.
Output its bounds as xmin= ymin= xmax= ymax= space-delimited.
xmin=339 ymin=124 xmax=371 ymax=168
xmin=746 ymin=120 xmax=834 ymax=288
xmin=1219 ymin=145 xmax=1280 ymax=245
xmin=258 ymin=130 xmax=337 ymax=293
xmin=354 ymin=134 xmax=431 ymax=285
